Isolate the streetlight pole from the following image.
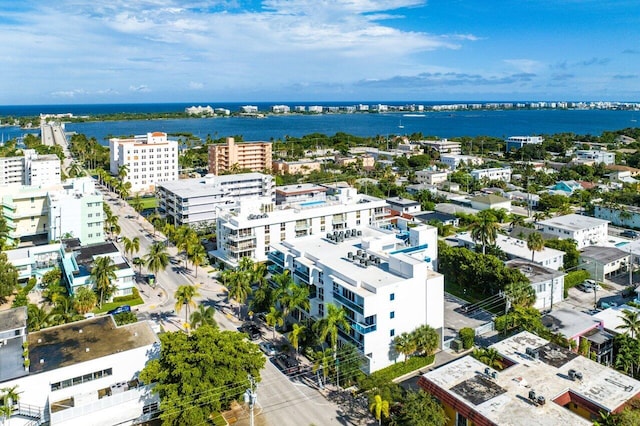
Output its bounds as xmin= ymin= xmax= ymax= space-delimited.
xmin=244 ymin=375 xmax=257 ymax=426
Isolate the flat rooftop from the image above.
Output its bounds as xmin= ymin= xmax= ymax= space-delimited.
xmin=542 ymin=308 xmax=602 ymax=338
xmin=457 ymin=232 xmax=565 ymax=262
xmin=580 ymin=246 xmax=630 ymax=264
xmin=276 ymin=183 xmax=327 ymax=195
xmin=159 ymin=173 xmax=269 ymax=197
xmin=506 ymin=260 xmax=565 ymax=283
xmin=421 ymin=331 xmax=640 ymax=426
xmin=386 ymin=197 xmax=420 ymax=207
xmin=0 ymin=307 xmax=27 ymax=332
xmin=28 ymin=316 xmax=158 ymax=374
xmin=594 ymin=304 xmax=640 ymax=333
xmin=538 ymin=214 xmax=609 ymax=231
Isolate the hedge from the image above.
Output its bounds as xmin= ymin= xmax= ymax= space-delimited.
xmin=112 ymin=287 xmax=140 ymax=303
xmin=359 ymin=354 xmax=435 ymax=389
xmin=459 ymin=328 xmax=475 ymax=349
xmin=564 ymin=270 xmax=591 ymax=297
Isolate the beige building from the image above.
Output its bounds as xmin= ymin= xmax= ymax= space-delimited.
xmin=0 ymin=185 xmax=50 ymax=244
xmin=208 ymin=137 xmax=272 ymax=175
xmin=335 ymin=155 xmax=375 ymax=170
xmin=273 ymin=160 xmax=322 ymax=175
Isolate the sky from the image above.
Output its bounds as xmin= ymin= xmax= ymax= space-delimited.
xmin=1 ymin=0 xmax=639 ymax=104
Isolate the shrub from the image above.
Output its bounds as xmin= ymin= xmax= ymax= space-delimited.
xmin=358 ymin=355 xmax=435 ymax=391
xmin=459 ymin=328 xmax=475 ymax=349
xmin=113 ymin=311 xmax=138 ymax=326
xmin=112 ymin=287 xmax=140 ymax=303
xmin=564 ymin=270 xmax=591 ymax=297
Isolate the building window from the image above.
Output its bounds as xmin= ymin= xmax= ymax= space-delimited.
xmin=390 ymin=329 xmax=395 ymax=337
xmin=390 ymin=293 xmax=395 ymax=301
xmin=390 ymin=311 xmax=395 ymax=319
xmin=51 ymin=368 xmax=113 ymax=391
xmin=456 ymin=413 xmax=468 ymax=426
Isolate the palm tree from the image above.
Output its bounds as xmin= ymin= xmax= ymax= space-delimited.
xmin=509 ymin=214 xmax=526 ymax=230
xmin=504 ymin=281 xmax=536 ymax=309
xmin=393 ymin=332 xmax=416 ymax=362
xmin=90 ymin=256 xmax=118 ymax=307
xmin=174 ymin=284 xmax=201 ymax=333
xmin=145 ymin=242 xmax=170 ymax=276
xmin=616 ymin=309 xmax=640 ymax=339
xmin=526 ymin=232 xmax=545 ymax=263
xmin=315 ymin=304 xmax=351 ymax=360
xmin=74 ymin=286 xmax=98 ymax=314
xmin=130 ymin=194 xmax=144 ymax=214
xmin=187 ymin=243 xmax=208 ymax=277
xmin=469 ymin=211 xmax=500 ymax=255
xmin=227 ymin=271 xmax=252 ymax=318
xmin=283 ymin=284 xmax=310 ymax=323
xmin=265 ymin=306 xmax=284 ymax=340
xmin=117 ymin=164 xmax=129 ymax=181
xmin=26 ymin=304 xmax=53 ymax=332
xmin=1 ymin=385 xmax=20 ymax=421
xmin=238 ymin=256 xmax=255 ymax=273
xmin=312 ymin=347 xmax=333 ymax=387
xmin=132 ymin=256 xmax=146 ymax=275
xmin=123 ymin=236 xmax=140 ymax=260
xmin=369 ymin=394 xmax=390 ymax=425
xmin=189 ymin=304 xmax=217 ymax=330
xmin=174 ymin=225 xmax=198 ymax=267
xmin=289 ymin=323 xmax=306 ymax=359
xmin=472 ymin=347 xmax=504 ymax=370
xmin=411 ymin=324 xmax=439 ymax=357
xmin=67 ymin=161 xmax=84 ymax=178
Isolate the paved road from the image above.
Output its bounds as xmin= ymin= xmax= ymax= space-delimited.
xmin=100 ymin=184 xmax=364 ymax=426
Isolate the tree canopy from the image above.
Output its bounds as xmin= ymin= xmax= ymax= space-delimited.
xmin=140 ymin=326 xmax=265 ymax=425
xmin=0 ymin=253 xmax=19 ymax=303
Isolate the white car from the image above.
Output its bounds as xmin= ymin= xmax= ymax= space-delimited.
xmin=259 ymin=342 xmax=277 ymax=356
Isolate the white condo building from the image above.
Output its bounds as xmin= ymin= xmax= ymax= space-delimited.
xmin=0 ymin=149 xmax=61 ymax=186
xmin=157 ymin=173 xmax=274 ymax=228
xmin=109 ymin=132 xmax=178 ymax=193
xmin=269 ymin=225 xmax=444 ymax=373
xmin=213 ymin=188 xmax=388 ymax=266
xmin=440 ymin=154 xmax=484 ymax=170
xmin=537 ymin=214 xmax=609 ymax=249
xmin=470 ymin=167 xmax=512 ymax=182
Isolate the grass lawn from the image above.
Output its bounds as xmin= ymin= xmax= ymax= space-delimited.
xmin=128 ymin=196 xmax=158 ymax=210
xmin=94 ymin=297 xmax=144 ymax=314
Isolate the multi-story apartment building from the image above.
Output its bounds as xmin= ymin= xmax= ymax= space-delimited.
xmin=269 ymin=225 xmax=444 ymax=373
xmin=0 ymin=149 xmax=61 ymax=186
xmin=419 ymin=331 xmax=640 ymax=426
xmin=0 ymin=178 xmax=104 ymax=247
xmin=537 ymin=214 xmax=609 ymax=249
xmin=506 ymin=260 xmax=565 ymax=311
xmin=208 ymin=137 xmax=272 ymax=175
xmin=416 ymin=170 xmax=449 ymax=185
xmin=574 ymin=149 xmax=616 ymax=165
xmin=505 ymin=135 xmax=544 ymax=151
xmin=471 ymin=166 xmax=512 ymax=182
xmin=213 ymin=188 xmax=388 ymax=266
xmin=157 ymin=173 xmax=274 ymax=228
xmin=440 ymin=154 xmax=483 ymax=170
xmin=109 ymin=132 xmax=178 ymax=193
xmin=272 ymin=160 xmax=322 ymax=176
xmin=420 ymin=139 xmax=462 ymax=155
xmin=275 ymin=184 xmax=327 ymax=205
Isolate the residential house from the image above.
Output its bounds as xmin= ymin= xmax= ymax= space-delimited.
xmin=506 ymin=260 xmax=565 ymax=311
xmin=537 ymin=214 xmax=609 ymax=249
xmin=580 ymin=246 xmax=631 ymax=282
xmin=469 ymin=194 xmax=511 ymax=211
xmin=440 ymin=154 xmax=483 ymax=170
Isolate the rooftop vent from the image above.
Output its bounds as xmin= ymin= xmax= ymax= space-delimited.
xmin=85 ymin=347 xmax=90 ymax=352
xmin=79 ymin=329 xmax=83 ymax=334
xmin=525 ymin=347 xmax=539 ymax=360
xmin=568 ymin=369 xmax=583 ymax=381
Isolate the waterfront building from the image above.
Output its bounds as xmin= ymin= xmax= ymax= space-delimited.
xmin=240 ymin=105 xmax=258 ymax=113
xmin=418 ymin=331 xmax=640 ymax=426
xmin=440 ymin=154 xmax=483 ymax=170
xmin=308 ymin=106 xmax=323 ymax=113
xmin=269 ymin=224 xmax=443 ymax=373
xmin=157 ymin=173 xmax=274 ymax=228
xmin=272 ymin=159 xmax=322 ymax=176
xmin=207 ymin=137 xmax=272 ymax=175
xmin=0 ymin=149 xmax=61 ymax=186
xmin=456 ymin=232 xmax=565 ymax=270
xmin=213 ymin=188 xmax=388 ymax=266
xmin=505 ymin=135 xmax=544 ymax=151
xmin=506 ymin=260 xmax=565 ymax=311
xmin=470 ymin=166 xmax=512 ymax=182
xmin=275 ymin=184 xmax=327 ymax=205
xmin=420 ymin=139 xmax=462 ymax=155
xmin=109 ymin=132 xmax=178 ymax=194
xmin=0 ymin=311 xmax=159 ymax=426
xmin=184 ymin=105 xmax=214 ymax=115
xmin=270 ymin=105 xmax=290 ymax=113
xmin=537 ymin=214 xmax=609 ymax=249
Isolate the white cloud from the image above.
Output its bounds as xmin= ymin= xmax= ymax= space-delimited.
xmin=188 ymin=81 xmax=204 ymax=89
xmin=129 ymin=85 xmax=151 ymax=92
xmin=503 ymin=59 xmax=543 ymax=74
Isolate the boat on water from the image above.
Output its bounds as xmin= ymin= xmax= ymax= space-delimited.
xmin=402 ymin=114 xmax=426 ymax=117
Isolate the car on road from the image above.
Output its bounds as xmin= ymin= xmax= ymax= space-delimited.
xmin=108 ymin=305 xmax=131 ymax=315
xmin=238 ymin=322 xmax=262 ymax=340
xmin=576 ymin=283 xmax=593 ymax=293
xmin=621 ymin=230 xmax=639 ymax=239
xmin=259 ymin=342 xmax=277 ymax=356
xmin=271 ymin=354 xmax=301 ymax=375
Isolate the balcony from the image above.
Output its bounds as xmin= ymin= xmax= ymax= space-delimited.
xmin=333 ymin=291 xmax=364 ymax=315
xmin=227 ymin=242 xmax=257 ymax=253
xmin=267 ymin=264 xmax=284 ymax=275
xmin=351 ymin=320 xmax=377 ymax=334
xmin=267 ymin=251 xmax=285 ymax=266
xmin=293 ymin=268 xmax=310 ymax=284
xmin=227 ymin=233 xmax=255 ymax=242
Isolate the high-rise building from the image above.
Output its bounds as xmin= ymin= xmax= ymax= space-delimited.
xmin=0 ymin=149 xmax=61 ymax=186
xmin=109 ymin=132 xmax=178 ymax=193
xmin=208 ymin=137 xmax=272 ymax=175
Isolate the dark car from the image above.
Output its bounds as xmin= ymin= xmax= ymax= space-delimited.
xmin=238 ymin=323 xmax=262 ymax=340
xmin=272 ymin=354 xmax=301 ymax=375
xmin=622 ymin=230 xmax=639 ymax=239
xmin=108 ymin=305 xmax=131 ymax=315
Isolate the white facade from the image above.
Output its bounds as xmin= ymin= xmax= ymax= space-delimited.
xmin=416 ymin=170 xmax=449 ymax=185
xmin=269 ymin=225 xmax=444 ymax=373
xmin=505 ymin=136 xmax=544 ymax=151
xmin=109 ymin=132 xmax=178 ymax=193
xmin=470 ymin=167 xmax=512 ymax=182
xmin=420 ymin=139 xmax=462 ymax=155
xmin=0 ymin=317 xmax=159 ymax=426
xmin=457 ymin=232 xmax=565 ymax=270
xmin=0 ymin=149 xmax=61 ymax=186
xmin=157 ymin=173 xmax=274 ymax=228
xmin=4 ymin=243 xmax=62 ymax=282
xmin=214 ymin=188 xmax=388 ymax=266
xmin=440 ymin=154 xmax=483 ymax=170
xmin=575 ymin=150 xmax=615 ymax=165
xmin=537 ymin=214 xmax=609 ymax=249
xmin=506 ymin=260 xmax=565 ymax=311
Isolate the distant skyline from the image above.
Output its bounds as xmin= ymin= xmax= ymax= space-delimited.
xmin=2 ymin=1 xmax=640 ymax=105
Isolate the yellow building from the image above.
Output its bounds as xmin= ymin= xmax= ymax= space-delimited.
xmin=1 ymin=185 xmax=50 ymax=245
xmin=208 ymin=137 xmax=272 ymax=175
xmin=272 ymin=160 xmax=322 ymax=175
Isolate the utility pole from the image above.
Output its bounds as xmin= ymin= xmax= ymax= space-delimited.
xmin=244 ymin=375 xmax=257 ymax=426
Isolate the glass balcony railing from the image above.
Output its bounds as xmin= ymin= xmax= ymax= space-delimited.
xmin=332 ymin=291 xmax=364 ymax=315
xmin=267 ymin=264 xmax=284 ymax=275
xmin=267 ymin=251 xmax=284 ymax=266
xmin=293 ymin=268 xmax=309 ymax=283
xmin=351 ymin=320 xmax=377 ymax=334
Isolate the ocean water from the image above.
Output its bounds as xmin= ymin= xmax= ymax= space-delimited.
xmin=1 ymin=103 xmax=638 ymax=144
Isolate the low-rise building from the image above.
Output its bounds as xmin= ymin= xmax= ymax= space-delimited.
xmin=440 ymin=154 xmax=483 ymax=170
xmin=574 ymin=150 xmax=615 ymax=165
xmin=594 ymin=204 xmax=640 ymax=229
xmin=580 ymin=246 xmax=631 ymax=281
xmin=418 ymin=331 xmax=640 ymax=426
xmin=457 ymin=232 xmax=565 ymax=270
xmin=386 ymin=197 xmax=421 ymax=216
xmin=537 ymin=214 xmax=609 ymax=249
xmin=416 ymin=170 xmax=449 ymax=185
xmin=506 ymin=135 xmax=544 ymax=151
xmin=420 ymin=139 xmax=461 ymax=155
xmin=469 ymin=194 xmax=511 ymax=211
xmin=275 ymin=184 xmax=327 ymax=206
xmin=269 ymin=225 xmax=443 ymax=373
xmin=4 ymin=243 xmax=62 ymax=283
xmin=157 ymin=173 xmax=274 ymax=228
xmin=506 ymin=260 xmax=565 ymax=311
xmin=208 ymin=137 xmax=272 ymax=175
xmin=213 ymin=188 xmax=388 ymax=266
xmin=414 ymin=211 xmax=460 ymax=227
xmin=471 ymin=167 xmax=512 ymax=182
xmin=272 ymin=160 xmax=323 ymax=175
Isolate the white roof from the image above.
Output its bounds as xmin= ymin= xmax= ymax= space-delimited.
xmin=593 ymin=304 xmax=640 ymax=334
xmin=457 ymin=232 xmax=564 ymax=262
xmin=538 ymin=214 xmax=609 ymax=231
xmin=158 ymin=173 xmax=269 ymax=197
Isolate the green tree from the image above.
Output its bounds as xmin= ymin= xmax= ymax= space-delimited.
xmin=90 ymin=256 xmax=118 ymax=307
xmin=469 ymin=210 xmax=500 ymax=255
xmin=369 ymin=394 xmax=390 ymax=425
xmin=123 ymin=236 xmax=140 ymax=260
xmin=73 ymin=286 xmax=98 ymax=314
xmin=616 ymin=309 xmax=640 ymax=339
xmin=544 ymin=238 xmax=580 ymax=270
xmin=283 ymin=284 xmax=310 ymax=323
xmin=504 ymin=280 xmax=536 ymax=309
xmin=227 ymin=271 xmax=252 ymax=318
xmin=145 ymin=242 xmax=170 ymax=275
xmin=190 ymin=304 xmax=217 ymax=330
xmin=0 ymin=253 xmax=19 ymax=303
xmin=526 ymin=232 xmax=545 ymax=263
xmin=130 ymin=194 xmax=144 ymax=214
xmin=472 ymin=347 xmax=504 ymax=370
xmin=187 ymin=243 xmax=207 ymax=278
xmin=27 ymin=304 xmax=53 ymax=331
xmin=392 ymin=390 xmax=448 ymax=426
xmin=174 ymin=285 xmax=201 ymax=332
xmin=393 ymin=332 xmax=416 ymax=362
xmin=139 ymin=326 xmax=265 ymax=426
xmin=410 ymin=324 xmax=440 ymax=356
xmin=113 ymin=311 xmax=138 ymax=326
xmin=314 ymin=304 xmax=351 ymax=360
xmin=265 ymin=306 xmax=284 ymax=340
xmin=289 ymin=323 xmax=306 ymax=359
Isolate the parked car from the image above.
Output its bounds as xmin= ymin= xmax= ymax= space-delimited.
xmin=108 ymin=305 xmax=131 ymax=315
xmin=622 ymin=230 xmax=639 ymax=239
xmin=272 ymin=354 xmax=301 ymax=375
xmin=259 ymin=342 xmax=277 ymax=356
xmin=576 ymin=283 xmax=593 ymax=293
xmin=238 ymin=322 xmax=262 ymax=340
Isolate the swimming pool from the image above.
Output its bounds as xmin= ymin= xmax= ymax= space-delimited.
xmin=616 ymin=241 xmax=630 ymax=248
xmin=299 ymin=200 xmax=326 ymax=207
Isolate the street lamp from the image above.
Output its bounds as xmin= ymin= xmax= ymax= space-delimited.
xmin=244 ymin=375 xmax=258 ymax=426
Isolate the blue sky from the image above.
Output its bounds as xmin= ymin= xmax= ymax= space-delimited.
xmin=1 ymin=0 xmax=639 ymax=104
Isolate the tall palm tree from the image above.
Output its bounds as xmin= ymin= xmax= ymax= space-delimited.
xmin=313 ymin=347 xmax=333 ymax=387
xmin=26 ymin=304 xmax=53 ymax=332
xmin=238 ymin=256 xmax=255 ymax=273
xmin=145 ymin=242 xmax=170 ymax=276
xmin=393 ymin=332 xmax=416 ymax=362
xmin=469 ymin=211 xmax=500 ymax=255
xmin=369 ymin=394 xmax=390 ymax=426
xmin=187 ymin=243 xmax=208 ymax=277
xmin=616 ymin=309 xmax=640 ymax=339
xmin=289 ymin=323 xmax=306 ymax=359
xmin=265 ymin=306 xmax=284 ymax=340
xmin=174 ymin=225 xmax=198 ymax=267
xmin=90 ymin=256 xmax=118 ymax=307
xmin=174 ymin=284 xmax=201 ymax=333
xmin=132 ymin=257 xmax=146 ymax=275
xmin=509 ymin=214 xmax=526 ymax=230
xmin=67 ymin=161 xmax=85 ymax=178
xmin=284 ymin=284 xmax=310 ymax=322
xmin=410 ymin=324 xmax=440 ymax=357
xmin=189 ymin=304 xmax=217 ymax=330
xmin=504 ymin=281 xmax=536 ymax=309
xmin=315 ymin=304 xmax=351 ymax=360
xmin=227 ymin=271 xmax=252 ymax=318
xmin=123 ymin=236 xmax=140 ymax=260
xmin=130 ymin=194 xmax=144 ymax=214
xmin=526 ymin=232 xmax=545 ymax=263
